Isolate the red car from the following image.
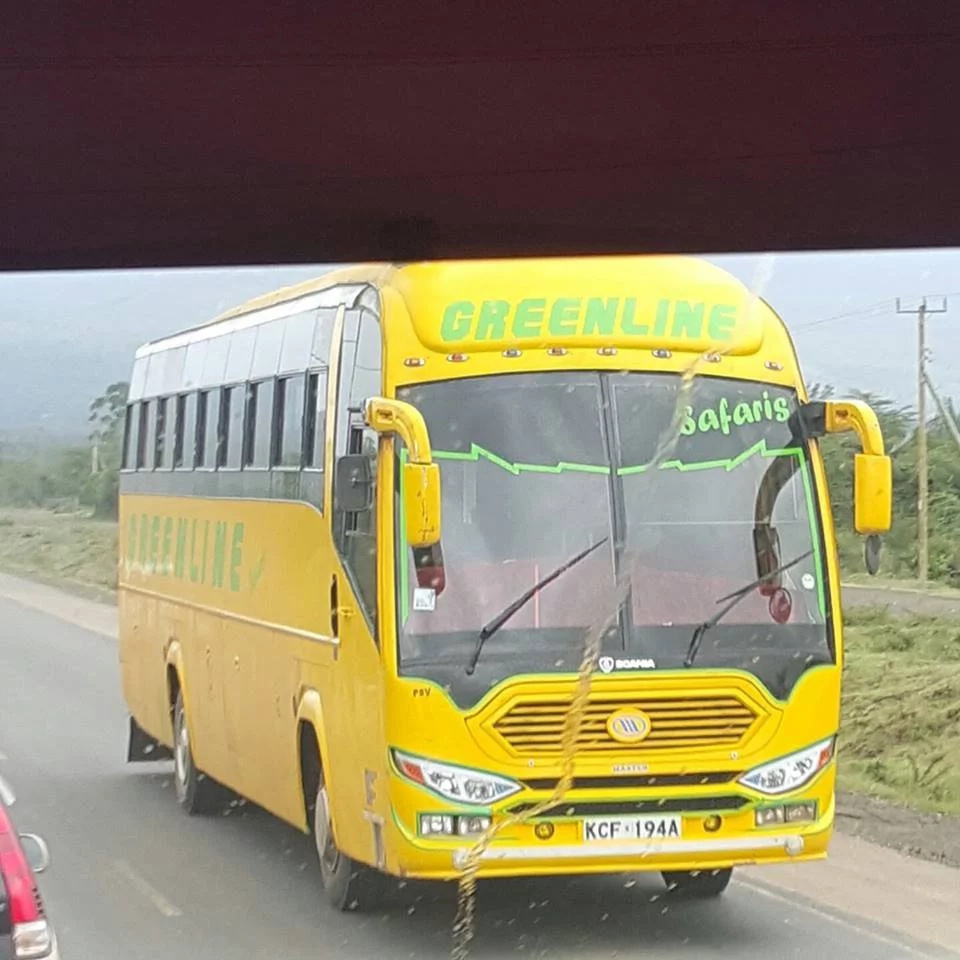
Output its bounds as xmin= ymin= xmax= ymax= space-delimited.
xmin=0 ymin=777 xmax=58 ymax=960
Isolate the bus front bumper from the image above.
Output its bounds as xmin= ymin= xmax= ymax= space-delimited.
xmin=451 ymin=829 xmax=819 ymax=872
xmin=388 ymin=805 xmax=833 ymax=881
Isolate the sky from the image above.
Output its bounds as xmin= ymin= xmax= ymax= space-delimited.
xmin=0 ymin=249 xmax=957 ymax=441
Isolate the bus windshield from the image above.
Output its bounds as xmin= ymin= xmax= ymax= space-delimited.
xmin=394 ymin=371 xmax=831 ymax=708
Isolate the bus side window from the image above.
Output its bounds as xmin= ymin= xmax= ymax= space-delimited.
xmin=122 ymin=403 xmax=138 ymax=470
xmin=333 ymin=311 xmax=382 ymax=632
xmin=135 ymin=401 xmax=150 ymax=469
xmin=142 ymin=400 xmax=159 ymax=471
xmin=174 ymin=393 xmax=198 ymax=469
xmin=304 ymin=370 xmax=328 ymax=471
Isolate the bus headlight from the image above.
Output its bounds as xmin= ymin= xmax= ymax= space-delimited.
xmin=392 ymin=749 xmax=520 ymax=804
xmin=739 ymin=737 xmax=836 ymax=796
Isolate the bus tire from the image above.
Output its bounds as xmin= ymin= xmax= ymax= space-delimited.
xmin=314 ymin=776 xmax=383 ymax=911
xmin=661 ymin=867 xmax=733 ymax=898
xmin=172 ymin=689 xmax=222 ymax=815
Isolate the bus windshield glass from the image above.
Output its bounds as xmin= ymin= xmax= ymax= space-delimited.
xmin=394 ymin=371 xmax=830 ymax=707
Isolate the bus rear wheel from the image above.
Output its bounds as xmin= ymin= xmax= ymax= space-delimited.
xmin=661 ymin=867 xmax=732 ymax=898
xmin=172 ymin=690 xmax=222 ymax=815
xmin=313 ymin=778 xmax=383 ymax=911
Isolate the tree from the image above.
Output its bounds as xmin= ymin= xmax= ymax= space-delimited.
xmin=84 ymin=381 xmax=129 ymax=518
xmin=88 ymin=381 xmax=128 ymax=446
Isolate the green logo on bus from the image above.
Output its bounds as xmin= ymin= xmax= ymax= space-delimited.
xmin=125 ymin=514 xmax=248 ymax=593
xmin=440 ymin=297 xmax=738 ymax=344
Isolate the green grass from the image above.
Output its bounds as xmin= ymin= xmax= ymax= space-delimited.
xmin=840 ymin=604 xmax=960 ymax=814
xmin=0 ymin=508 xmax=118 ymax=595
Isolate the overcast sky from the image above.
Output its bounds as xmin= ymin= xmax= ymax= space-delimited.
xmin=1 ymin=249 xmax=957 ymax=438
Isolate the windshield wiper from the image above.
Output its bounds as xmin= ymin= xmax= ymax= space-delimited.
xmin=683 ymin=549 xmax=814 ymax=668
xmin=465 ymin=537 xmax=609 ymax=675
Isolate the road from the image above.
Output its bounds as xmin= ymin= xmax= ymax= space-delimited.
xmin=0 ymin=595 xmax=957 ymax=960
xmin=842 ymin=582 xmax=960 ymax=617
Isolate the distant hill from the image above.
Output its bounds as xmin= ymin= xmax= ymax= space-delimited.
xmin=3 ymin=253 xmax=960 ymax=441
xmin=0 ymin=265 xmax=332 ymax=439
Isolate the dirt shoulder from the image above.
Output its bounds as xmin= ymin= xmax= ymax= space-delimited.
xmin=837 ymin=791 xmax=960 ymax=869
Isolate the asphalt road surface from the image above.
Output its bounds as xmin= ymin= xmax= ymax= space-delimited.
xmin=842 ymin=582 xmax=960 ymax=617
xmin=0 ymin=596 xmax=955 ymax=960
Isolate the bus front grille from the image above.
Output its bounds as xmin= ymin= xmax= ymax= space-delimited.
xmin=490 ymin=694 xmax=759 ymax=756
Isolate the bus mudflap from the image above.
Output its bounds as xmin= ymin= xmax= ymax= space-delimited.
xmin=126 ymin=715 xmax=173 ymax=762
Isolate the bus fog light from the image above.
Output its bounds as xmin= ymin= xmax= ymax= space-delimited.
xmin=419 ymin=814 xmax=455 ymax=836
xmin=457 ymin=816 xmax=492 ymax=836
xmin=785 ymin=802 xmax=817 ymax=823
xmin=703 ymin=814 xmax=722 ymax=833
xmin=534 ymin=822 xmax=555 ymax=840
xmin=756 ymin=806 xmax=785 ymax=826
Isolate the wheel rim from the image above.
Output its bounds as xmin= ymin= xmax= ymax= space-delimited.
xmin=174 ymin=707 xmax=189 ymax=789
xmin=314 ymin=785 xmax=341 ymax=875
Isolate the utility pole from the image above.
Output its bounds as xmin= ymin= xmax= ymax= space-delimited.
xmin=897 ymin=296 xmax=948 ymax=584
xmin=923 ymin=373 xmax=960 ymax=458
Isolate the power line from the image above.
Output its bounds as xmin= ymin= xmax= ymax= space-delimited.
xmin=794 ymin=300 xmax=893 ymax=331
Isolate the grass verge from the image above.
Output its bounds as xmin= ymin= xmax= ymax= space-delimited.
xmin=840 ymin=604 xmax=960 ymax=815
xmin=0 ymin=508 xmax=118 ymax=595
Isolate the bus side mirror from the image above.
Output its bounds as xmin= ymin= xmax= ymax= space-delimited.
xmin=853 ymin=453 xmax=892 ymax=536
xmin=335 ymin=454 xmax=373 ymax=512
xmin=402 ymin=462 xmax=442 ymax=549
xmin=803 ymin=398 xmax=893 ymax=574
xmin=363 ymin=396 xmax=443 ymax=548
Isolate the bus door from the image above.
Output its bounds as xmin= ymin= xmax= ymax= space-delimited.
xmin=324 ymin=307 xmax=389 ymax=863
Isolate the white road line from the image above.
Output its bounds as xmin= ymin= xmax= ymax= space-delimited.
xmin=736 ymin=877 xmax=949 ymax=959
xmin=111 ymin=858 xmax=183 ymax=918
xmin=0 ymin=748 xmax=7 ymax=761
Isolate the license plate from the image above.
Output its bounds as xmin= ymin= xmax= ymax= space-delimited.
xmin=582 ymin=815 xmax=682 ymax=843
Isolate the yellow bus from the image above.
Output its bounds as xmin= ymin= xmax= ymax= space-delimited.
xmin=118 ymin=256 xmax=891 ymax=909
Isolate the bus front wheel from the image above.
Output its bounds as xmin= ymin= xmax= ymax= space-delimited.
xmin=172 ymin=690 xmax=222 ymax=815
xmin=314 ymin=777 xmax=383 ymax=911
xmin=661 ymin=867 xmax=732 ymax=898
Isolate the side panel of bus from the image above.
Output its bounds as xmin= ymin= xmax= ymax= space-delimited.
xmin=117 ymin=294 xmax=392 ymax=866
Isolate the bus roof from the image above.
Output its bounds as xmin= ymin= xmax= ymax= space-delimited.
xmin=139 ymin=256 xmax=772 ymax=359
